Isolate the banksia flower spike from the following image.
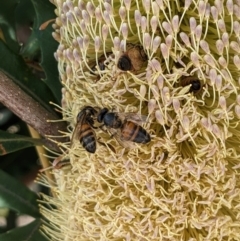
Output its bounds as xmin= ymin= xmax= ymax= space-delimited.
xmin=41 ymin=0 xmax=240 ymax=240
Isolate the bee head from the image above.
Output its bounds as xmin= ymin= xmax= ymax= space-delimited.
xmin=97 ymin=108 xmax=109 ymax=123
xmin=77 ymin=106 xmax=97 ymax=122
xmin=117 ymin=55 xmax=132 ymax=71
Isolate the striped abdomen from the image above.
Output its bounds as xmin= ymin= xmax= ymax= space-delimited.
xmin=121 ymin=121 xmax=151 ymax=144
xmin=79 ymin=123 xmax=96 ymax=153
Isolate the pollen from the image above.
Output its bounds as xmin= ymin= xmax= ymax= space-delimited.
xmin=41 ymin=0 xmax=240 ymax=240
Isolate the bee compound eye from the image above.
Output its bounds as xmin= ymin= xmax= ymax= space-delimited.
xmin=117 ymin=55 xmax=132 ymax=71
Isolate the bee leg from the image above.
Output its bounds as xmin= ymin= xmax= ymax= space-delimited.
xmin=109 ymin=133 xmax=115 ymax=139
xmin=97 ymin=138 xmax=116 ymax=153
xmin=97 ymin=124 xmax=108 ymax=135
xmin=89 ymin=119 xmax=98 ymax=129
xmin=99 ymin=124 xmax=106 ymax=129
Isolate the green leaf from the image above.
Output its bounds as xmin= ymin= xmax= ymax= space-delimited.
xmin=31 ymin=0 xmax=62 ymax=104
xmin=0 ymin=0 xmax=19 ymax=53
xmin=19 ymin=32 xmax=40 ymax=60
xmin=0 ymin=218 xmax=48 ymax=241
xmin=0 ymin=130 xmax=43 ymax=155
xmin=15 ymin=0 xmax=40 ymax=60
xmin=0 ymin=39 xmax=57 ymax=114
xmin=15 ymin=0 xmax=35 ymax=25
xmin=0 ymin=169 xmax=40 ymax=217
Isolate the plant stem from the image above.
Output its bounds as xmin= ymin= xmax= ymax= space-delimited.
xmin=0 ymin=71 xmax=67 ymax=152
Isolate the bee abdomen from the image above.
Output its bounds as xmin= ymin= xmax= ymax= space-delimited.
xmin=132 ymin=126 xmax=151 ymax=143
xmin=80 ymin=134 xmax=96 ymax=153
xmin=122 ymin=121 xmax=151 ymax=144
xmin=79 ymin=125 xmax=96 ymax=153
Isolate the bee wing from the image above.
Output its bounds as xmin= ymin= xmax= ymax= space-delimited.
xmin=97 ymin=139 xmax=116 ymax=153
xmin=71 ymin=111 xmax=88 ymax=146
xmin=70 ymin=122 xmax=82 ymax=147
xmin=116 ymin=112 xmax=147 ymax=124
xmin=106 ymin=127 xmax=135 ymax=149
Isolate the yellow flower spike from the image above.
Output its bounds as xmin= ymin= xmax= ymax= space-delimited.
xmin=40 ymin=0 xmax=240 ymax=240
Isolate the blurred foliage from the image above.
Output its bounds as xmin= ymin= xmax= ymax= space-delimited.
xmin=0 ymin=0 xmax=61 ymax=240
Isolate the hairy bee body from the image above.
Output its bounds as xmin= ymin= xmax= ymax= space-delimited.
xmin=117 ymin=45 xmax=148 ymax=72
xmin=97 ymin=108 xmax=151 ymax=144
xmin=78 ymin=122 xmax=96 ymax=153
xmin=121 ymin=120 xmax=150 ymax=143
xmin=73 ymin=106 xmax=98 ymax=153
xmin=73 ymin=106 xmax=151 ymax=153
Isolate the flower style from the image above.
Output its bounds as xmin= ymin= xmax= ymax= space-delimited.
xmin=41 ymin=0 xmax=240 ymax=240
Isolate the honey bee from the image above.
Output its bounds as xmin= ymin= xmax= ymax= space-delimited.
xmin=39 ymin=155 xmax=70 ymax=172
xmin=180 ymin=77 xmax=202 ymax=94
xmin=90 ymin=52 xmax=113 ymax=75
xmin=72 ymin=106 xmax=98 ymax=153
xmin=96 ymin=108 xmax=151 ymax=145
xmin=117 ymin=44 xmax=148 ymax=71
xmin=91 ymin=55 xmax=106 ymax=74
